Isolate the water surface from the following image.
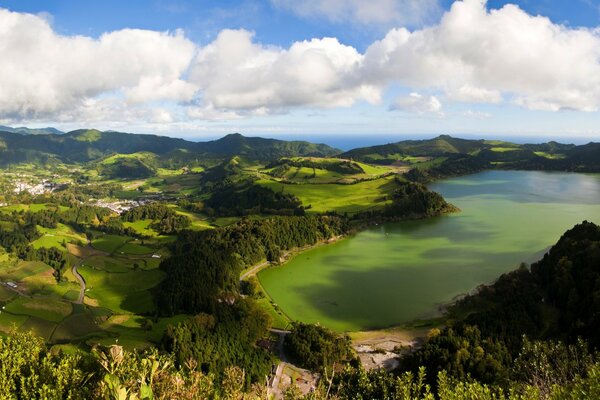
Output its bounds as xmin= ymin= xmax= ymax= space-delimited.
xmin=258 ymin=171 xmax=600 ymax=331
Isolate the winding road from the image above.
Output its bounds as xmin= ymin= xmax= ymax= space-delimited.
xmin=71 ymin=259 xmax=86 ymax=304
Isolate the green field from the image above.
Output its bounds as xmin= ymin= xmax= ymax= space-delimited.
xmin=262 ymin=158 xmax=392 ymax=184
xmin=534 ymin=151 xmax=567 ymax=160
xmin=92 ymin=234 xmax=130 ymax=253
xmin=32 ymin=223 xmax=87 ymax=249
xmin=122 ymin=220 xmax=159 ymax=237
xmin=257 ymin=175 xmax=399 ymax=214
xmin=79 ymin=265 xmax=164 ymax=314
xmin=0 ymin=260 xmax=51 ymax=281
xmin=4 ymin=297 xmax=72 ymax=323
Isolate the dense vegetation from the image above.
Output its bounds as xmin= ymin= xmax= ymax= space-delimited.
xmin=162 ymin=301 xmax=273 ymax=387
xmin=205 ymin=184 xmax=305 ymax=217
xmin=284 ymin=323 xmax=353 ymax=371
xmin=341 ymin=134 xmax=600 ymax=176
xmin=99 ymin=157 xmax=157 ymax=179
xmin=405 ymin=155 xmax=490 ymax=183
xmin=266 ymin=157 xmax=365 ymax=176
xmin=122 ymin=204 xmax=191 ymax=234
xmin=0 ymin=130 xmax=338 ymax=165
xmin=352 ymin=180 xmax=454 ymax=221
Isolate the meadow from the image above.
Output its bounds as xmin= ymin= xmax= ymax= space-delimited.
xmin=257 ymin=175 xmax=400 ymax=214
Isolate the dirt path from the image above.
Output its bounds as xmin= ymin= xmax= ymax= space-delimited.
xmin=240 ymin=260 xmax=270 ymax=281
xmin=71 ymin=259 xmax=86 ymax=304
xmin=269 ymin=328 xmax=291 ymax=399
xmin=66 ymin=243 xmax=100 ymax=304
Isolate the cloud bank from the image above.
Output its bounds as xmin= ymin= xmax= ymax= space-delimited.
xmin=2 ymin=0 xmax=600 ymax=127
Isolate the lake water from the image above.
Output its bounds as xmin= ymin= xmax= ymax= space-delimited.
xmin=258 ymin=171 xmax=600 ymax=331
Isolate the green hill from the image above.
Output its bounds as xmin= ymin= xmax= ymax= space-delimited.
xmin=0 ymin=130 xmax=340 ymax=166
xmin=340 ymin=135 xmax=489 ymax=164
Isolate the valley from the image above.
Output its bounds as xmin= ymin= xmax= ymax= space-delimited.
xmin=0 ymin=128 xmax=600 ymax=398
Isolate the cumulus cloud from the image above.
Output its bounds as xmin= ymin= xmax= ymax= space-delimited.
xmin=391 ymin=93 xmax=443 ymax=115
xmin=0 ymin=8 xmax=196 ymax=120
xmin=362 ymin=0 xmax=600 ymax=112
xmin=187 ymin=29 xmax=380 ymax=115
xmin=4 ymin=0 xmax=600 ymax=127
xmin=270 ymin=0 xmax=440 ymax=27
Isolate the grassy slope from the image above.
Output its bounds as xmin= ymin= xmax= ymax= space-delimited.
xmin=257 ymin=175 xmax=399 ymax=214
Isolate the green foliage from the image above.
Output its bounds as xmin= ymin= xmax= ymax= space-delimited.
xmin=402 ymin=325 xmax=512 ymax=386
xmin=514 ymin=338 xmax=595 ymax=398
xmin=162 ymin=300 xmax=273 ymax=387
xmin=205 ymin=183 xmax=305 ymax=217
xmin=0 ymin=330 xmax=91 ymax=399
xmin=352 ymin=180 xmax=454 ymax=222
xmin=122 ymin=204 xmax=191 ymax=234
xmin=266 ymin=157 xmax=366 ymax=176
xmin=99 ymin=157 xmax=156 ymax=179
xmin=405 ymin=155 xmax=489 ymax=183
xmin=284 ymin=323 xmax=353 ymax=371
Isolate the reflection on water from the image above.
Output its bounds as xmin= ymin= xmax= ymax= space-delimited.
xmin=259 ymin=171 xmax=600 ymax=331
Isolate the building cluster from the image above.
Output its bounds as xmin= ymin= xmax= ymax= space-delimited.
xmin=13 ymin=179 xmax=61 ymax=195
xmin=92 ymin=199 xmax=152 ymax=214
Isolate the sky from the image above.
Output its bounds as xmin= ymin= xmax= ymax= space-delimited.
xmin=1 ymin=0 xmax=600 ymax=142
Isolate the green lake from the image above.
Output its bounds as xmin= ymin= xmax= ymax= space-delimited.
xmin=258 ymin=170 xmax=600 ymax=331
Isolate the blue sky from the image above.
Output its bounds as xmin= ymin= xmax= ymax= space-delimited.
xmin=1 ymin=0 xmax=600 ymax=142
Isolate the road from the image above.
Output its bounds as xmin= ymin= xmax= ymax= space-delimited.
xmin=269 ymin=328 xmax=291 ymax=399
xmin=71 ymin=259 xmax=86 ymax=304
xmin=240 ymin=260 xmax=270 ymax=281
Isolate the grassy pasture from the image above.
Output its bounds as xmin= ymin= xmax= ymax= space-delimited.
xmin=79 ymin=265 xmax=164 ymax=314
xmin=92 ymin=234 xmax=131 ymax=254
xmin=32 ymin=223 xmax=87 ymax=249
xmin=123 ymin=220 xmax=158 ymax=237
xmin=4 ymin=297 xmax=72 ymax=323
xmin=0 ymin=260 xmax=50 ymax=282
xmin=534 ymin=151 xmax=567 ymax=160
xmin=118 ymin=240 xmax=153 ymax=255
xmin=257 ymin=175 xmax=399 ymax=214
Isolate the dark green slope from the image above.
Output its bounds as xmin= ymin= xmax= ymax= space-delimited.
xmin=340 ymin=135 xmax=489 ymax=162
xmin=0 ymin=130 xmax=340 ymax=165
xmin=195 ymin=133 xmax=340 ymax=159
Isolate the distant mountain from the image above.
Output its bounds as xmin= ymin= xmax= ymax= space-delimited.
xmin=340 ymin=135 xmax=490 ymax=164
xmin=0 ymin=125 xmax=64 ymax=135
xmin=0 ymin=129 xmax=340 ymax=165
xmin=341 ymin=134 xmax=600 ymax=172
xmin=196 ymin=133 xmax=340 ymax=160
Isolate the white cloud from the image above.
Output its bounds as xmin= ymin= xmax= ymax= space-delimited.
xmin=362 ymin=0 xmax=600 ymax=112
xmin=270 ymin=0 xmax=440 ymax=27
xmin=187 ymin=29 xmax=381 ymax=116
xmin=391 ymin=92 xmax=443 ymax=115
xmin=4 ymin=1 xmax=600 ymax=128
xmin=0 ymin=8 xmax=196 ymax=120
xmin=463 ymin=110 xmax=492 ymax=119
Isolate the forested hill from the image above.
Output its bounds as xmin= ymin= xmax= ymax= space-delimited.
xmin=341 ymin=134 xmax=600 ymax=172
xmin=0 ymin=129 xmax=339 ymax=164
